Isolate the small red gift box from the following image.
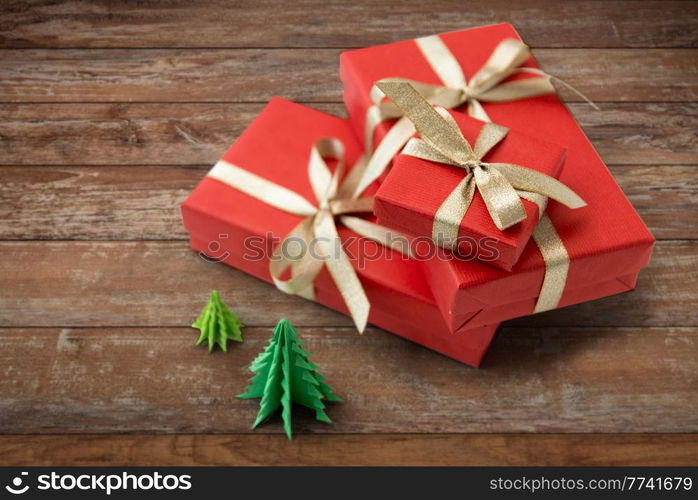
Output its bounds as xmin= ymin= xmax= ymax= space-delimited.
xmin=181 ymin=97 xmax=499 ymax=366
xmin=374 ymin=108 xmax=567 ymax=270
xmin=340 ymin=23 xmax=655 ymax=332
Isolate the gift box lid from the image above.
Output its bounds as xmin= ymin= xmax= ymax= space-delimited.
xmin=374 ymin=108 xmax=567 ymax=270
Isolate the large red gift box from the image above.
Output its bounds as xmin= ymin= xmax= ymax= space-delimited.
xmin=374 ymin=108 xmax=567 ymax=270
xmin=340 ymin=23 xmax=655 ymax=332
xmin=181 ymin=97 xmax=499 ymax=366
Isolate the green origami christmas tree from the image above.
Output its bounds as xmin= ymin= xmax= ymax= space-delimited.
xmin=237 ymin=318 xmax=341 ymax=439
xmin=192 ymin=290 xmax=244 ymax=352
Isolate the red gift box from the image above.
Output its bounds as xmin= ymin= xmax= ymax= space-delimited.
xmin=340 ymin=23 xmax=655 ymax=332
xmin=374 ymin=109 xmax=567 ymax=270
xmin=181 ymin=97 xmax=499 ymax=366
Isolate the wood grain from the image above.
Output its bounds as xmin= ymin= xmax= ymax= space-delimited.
xmin=0 ymin=165 xmax=696 ymax=241
xmin=1 ymin=103 xmax=696 ymax=166
xmin=1 ymin=1 xmax=696 ymax=49
xmin=0 ymin=0 xmax=696 ymax=465
xmin=0 ymin=166 xmax=200 ymax=240
xmin=0 ymin=326 xmax=695 ymax=434
xmin=0 ymin=241 xmax=694 ymax=328
xmin=0 ymin=48 xmax=695 ymax=102
xmin=1 ymin=434 xmax=696 ymax=466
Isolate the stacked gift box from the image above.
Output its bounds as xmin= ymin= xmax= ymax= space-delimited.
xmin=182 ymin=23 xmax=654 ymax=367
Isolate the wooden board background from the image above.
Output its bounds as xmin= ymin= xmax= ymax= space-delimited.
xmin=0 ymin=0 xmax=697 ymax=466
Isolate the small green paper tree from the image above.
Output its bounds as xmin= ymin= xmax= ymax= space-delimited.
xmin=237 ymin=318 xmax=341 ymax=439
xmin=192 ymin=290 xmax=244 ymax=352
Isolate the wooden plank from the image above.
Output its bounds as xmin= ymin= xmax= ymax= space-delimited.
xmin=614 ymin=166 xmax=698 ymax=240
xmin=0 ymin=102 xmax=267 ymax=166
xmin=0 ymin=166 xmax=201 ymax=240
xmin=0 ymin=326 xmax=695 ymax=434
xmin=0 ymin=165 xmax=696 ymax=241
xmin=1 ymin=434 xmax=696 ymax=466
xmin=0 ymin=48 xmax=695 ymax=103
xmin=1 ymin=1 xmax=696 ymax=49
xmin=1 ymin=103 xmax=695 ymax=166
xmin=0 ymin=241 xmax=694 ymax=328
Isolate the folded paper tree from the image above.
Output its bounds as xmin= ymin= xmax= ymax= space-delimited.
xmin=192 ymin=290 xmax=244 ymax=352
xmin=237 ymin=319 xmax=341 ymax=440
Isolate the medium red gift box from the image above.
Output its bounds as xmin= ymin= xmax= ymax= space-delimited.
xmin=181 ymin=97 xmax=499 ymax=366
xmin=373 ymin=108 xmax=567 ymax=270
xmin=340 ymin=23 xmax=655 ymax=333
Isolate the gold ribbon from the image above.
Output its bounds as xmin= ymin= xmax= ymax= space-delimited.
xmin=376 ymin=81 xmax=585 ymax=314
xmin=207 ymin=139 xmax=412 ymax=333
xmin=376 ymin=81 xmax=585 ymax=245
xmin=354 ymin=36 xmax=596 ymax=199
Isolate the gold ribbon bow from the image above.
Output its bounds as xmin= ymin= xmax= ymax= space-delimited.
xmin=353 ymin=36 xmax=596 ymax=199
xmin=376 ymin=81 xmax=585 ymax=314
xmin=376 ymin=81 xmax=585 ymax=245
xmin=207 ymin=138 xmax=412 ymax=333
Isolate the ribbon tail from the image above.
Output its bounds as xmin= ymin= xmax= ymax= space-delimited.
xmin=473 ymin=166 xmax=527 ymax=230
xmin=308 ymin=138 xmax=345 ymax=202
xmin=477 ymin=76 xmax=556 ymax=102
xmin=468 ymin=38 xmax=531 ymax=93
xmin=532 ymin=215 xmax=569 ymax=313
xmin=432 ymin=174 xmax=476 ymax=248
xmin=340 ymin=216 xmax=413 ymax=257
xmin=518 ymin=190 xmax=548 ymax=219
xmin=314 ymin=212 xmax=369 ymax=333
xmin=269 ymin=218 xmax=324 ymax=299
xmin=290 ymin=254 xmax=317 ymax=301
xmin=467 ymin=99 xmax=492 ymax=122
xmin=490 ymin=163 xmax=586 ymax=209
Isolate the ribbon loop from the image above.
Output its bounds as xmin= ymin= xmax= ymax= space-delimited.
xmin=360 ymin=36 xmax=589 ymax=201
xmin=270 ymin=218 xmax=323 ymax=296
xmin=402 ymin=137 xmax=458 ymax=167
xmin=376 ymin=81 xmax=473 ymax=165
xmin=309 ymin=137 xmax=344 ymax=204
xmin=472 ymin=122 xmax=509 ymax=159
xmin=468 ymin=38 xmax=530 ymax=93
